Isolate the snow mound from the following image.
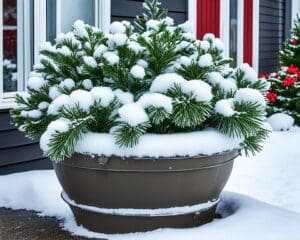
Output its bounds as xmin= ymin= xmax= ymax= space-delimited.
xmin=267 ymin=113 xmax=294 ymax=131
xmin=75 ymin=129 xmax=242 ymax=158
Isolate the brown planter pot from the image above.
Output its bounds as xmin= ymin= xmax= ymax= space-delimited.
xmin=53 ymin=150 xmax=239 ymax=233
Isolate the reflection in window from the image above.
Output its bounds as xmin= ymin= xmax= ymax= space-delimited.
xmin=230 ymin=0 xmax=238 ymax=67
xmin=3 ymin=0 xmax=17 ymax=92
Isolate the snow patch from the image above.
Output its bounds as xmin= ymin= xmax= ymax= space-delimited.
xmin=267 ymin=113 xmax=294 ymax=131
xmin=150 ymin=73 xmax=185 ymax=93
xmin=118 ymin=103 xmax=149 ymax=127
xmin=137 ymin=93 xmax=173 ymax=113
xmin=75 ymin=129 xmax=242 ymax=158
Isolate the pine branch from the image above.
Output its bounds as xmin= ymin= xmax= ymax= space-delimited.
xmin=113 ymin=122 xmax=151 ymax=148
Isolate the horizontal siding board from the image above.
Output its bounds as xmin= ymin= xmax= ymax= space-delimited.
xmin=259 ymin=0 xmax=286 ymax=73
xmin=0 ymin=129 xmax=38 ymax=149
xmin=0 ymin=158 xmax=52 ymax=175
xmin=0 ymin=111 xmax=16 ymax=131
xmin=0 ymin=143 xmax=44 ymax=167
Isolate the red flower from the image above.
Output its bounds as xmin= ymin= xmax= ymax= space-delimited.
xmin=282 ymin=77 xmax=296 ymax=87
xmin=291 ymin=39 xmax=298 ymax=45
xmin=286 ymin=64 xmax=299 ymax=74
xmin=266 ymin=93 xmax=277 ymax=104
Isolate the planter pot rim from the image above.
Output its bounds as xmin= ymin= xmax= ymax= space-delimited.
xmin=61 ymin=191 xmax=219 ymax=217
xmin=58 ymin=149 xmax=239 ymax=172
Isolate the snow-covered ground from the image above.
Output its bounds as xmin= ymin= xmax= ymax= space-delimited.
xmin=0 ymin=127 xmax=300 ymax=239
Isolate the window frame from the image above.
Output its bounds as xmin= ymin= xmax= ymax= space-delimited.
xmin=0 ymin=0 xmax=45 ymax=108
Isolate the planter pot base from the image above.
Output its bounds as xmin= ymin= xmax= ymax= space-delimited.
xmin=62 ymin=191 xmax=218 ymax=234
xmin=54 ymin=150 xmax=239 ymax=233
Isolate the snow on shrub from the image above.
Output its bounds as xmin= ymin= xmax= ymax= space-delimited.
xmin=11 ymin=0 xmax=269 ymax=161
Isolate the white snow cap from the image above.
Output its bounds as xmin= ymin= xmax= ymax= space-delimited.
xmin=82 ymin=79 xmax=93 ymax=90
xmin=137 ymin=59 xmax=149 ymax=68
xmin=114 ymin=89 xmax=134 ymax=105
xmin=59 ymin=78 xmax=75 ymax=90
xmin=73 ymin=20 xmax=88 ymax=38
xmin=179 ymin=56 xmax=192 ymax=66
xmin=146 ymin=19 xmax=161 ymax=30
xmin=215 ymin=99 xmax=236 ymax=117
xmin=178 ymin=21 xmax=194 ymax=33
xmin=181 ymin=80 xmax=213 ymax=102
xmin=57 ymin=46 xmax=72 ymax=56
xmin=56 ymin=32 xmax=80 ymax=46
xmin=267 ymin=113 xmax=294 ymax=131
xmin=130 ymin=65 xmax=146 ymax=79
xmin=163 ymin=16 xmax=174 ymax=26
xmin=111 ymin=33 xmax=128 ymax=46
xmin=38 ymin=101 xmax=49 ymax=110
xmin=234 ymin=88 xmax=266 ymax=108
xmin=128 ymin=41 xmax=144 ymax=54
xmin=109 ymin=21 xmax=126 ymax=34
xmin=27 ymin=76 xmax=45 ymax=90
xmin=118 ymin=103 xmax=149 ymax=126
xmin=212 ymin=38 xmax=224 ymax=51
xmin=83 ymin=56 xmax=97 ymax=68
xmin=203 ymin=33 xmax=215 ymax=41
xmin=40 ymin=42 xmax=56 ymax=53
xmin=137 ymin=93 xmax=173 ymax=113
xmin=239 ymin=63 xmax=258 ymax=83
xmin=21 ymin=109 xmax=42 ymax=119
xmin=90 ymin=87 xmax=115 ymax=107
xmin=70 ymin=90 xmax=93 ymax=111
xmin=150 ymin=73 xmax=185 ymax=93
xmin=49 ymin=86 xmax=62 ymax=100
xmin=103 ymin=51 xmax=119 ymax=65
xmin=93 ymin=44 xmax=108 ymax=58
xmin=206 ymin=72 xmax=237 ymax=93
xmin=199 ymin=54 xmax=213 ymax=67
xmin=40 ymin=118 xmax=71 ymax=152
xmin=47 ymin=94 xmax=72 ymax=115
xmin=200 ymin=40 xmax=210 ymax=52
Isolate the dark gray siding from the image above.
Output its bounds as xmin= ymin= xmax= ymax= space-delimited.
xmin=0 ymin=109 xmax=51 ymax=174
xmin=111 ymin=0 xmax=188 ymax=24
xmin=259 ymin=0 xmax=292 ymax=73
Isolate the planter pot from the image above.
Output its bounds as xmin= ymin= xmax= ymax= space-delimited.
xmin=53 ymin=150 xmax=239 ymax=233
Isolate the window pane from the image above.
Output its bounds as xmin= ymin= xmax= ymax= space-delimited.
xmin=61 ymin=0 xmax=95 ymax=33
xmin=3 ymin=0 xmax=17 ymax=92
xmin=230 ymin=0 xmax=238 ymax=67
xmin=46 ymin=0 xmax=56 ymax=43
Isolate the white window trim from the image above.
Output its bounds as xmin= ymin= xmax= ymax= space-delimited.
xmin=188 ymin=0 xmax=197 ymax=36
xmin=252 ymin=0 xmax=259 ymax=72
xmin=237 ymin=0 xmax=244 ymax=66
xmin=220 ymin=0 xmax=230 ymax=58
xmin=291 ymin=0 xmax=300 ymax=26
xmin=96 ymin=0 xmax=111 ymax=33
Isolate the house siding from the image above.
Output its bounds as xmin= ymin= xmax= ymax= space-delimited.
xmin=259 ymin=0 xmax=291 ymax=73
xmin=0 ymin=109 xmax=51 ymax=175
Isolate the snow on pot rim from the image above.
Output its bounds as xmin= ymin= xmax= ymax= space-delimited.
xmin=74 ymin=128 xmax=243 ymax=158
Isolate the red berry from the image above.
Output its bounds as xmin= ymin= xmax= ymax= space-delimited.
xmin=266 ymin=93 xmax=277 ymax=104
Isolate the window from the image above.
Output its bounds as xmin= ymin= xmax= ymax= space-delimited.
xmin=0 ymin=0 xmax=110 ymax=107
xmin=229 ymin=0 xmax=238 ymax=67
xmin=0 ymin=0 xmax=34 ymax=106
xmin=47 ymin=0 xmax=111 ymax=43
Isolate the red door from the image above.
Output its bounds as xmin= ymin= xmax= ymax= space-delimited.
xmin=196 ymin=0 xmax=220 ymax=39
